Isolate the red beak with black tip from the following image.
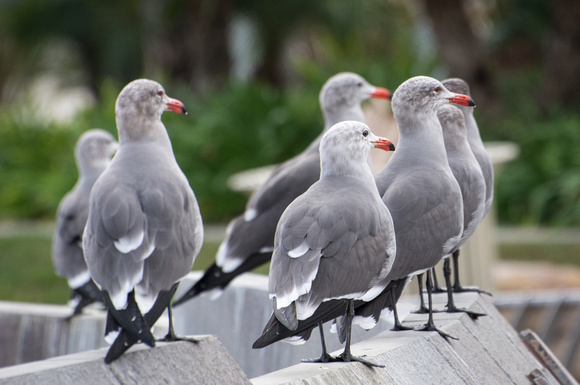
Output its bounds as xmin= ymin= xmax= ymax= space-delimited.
xmin=166 ymin=97 xmax=188 ymax=115
xmin=371 ymin=87 xmax=391 ymax=101
xmin=373 ymin=137 xmax=395 ymax=152
xmin=447 ymin=93 xmax=475 ymax=107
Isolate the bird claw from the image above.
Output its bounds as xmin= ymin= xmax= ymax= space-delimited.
xmin=453 ymin=285 xmax=492 ymax=296
xmin=157 ymin=333 xmax=199 ymax=344
xmin=415 ymin=322 xmax=458 ymax=340
xmin=391 ymin=322 xmax=414 ymax=332
xmin=302 ymin=353 xmax=384 ymax=368
xmin=336 ymin=353 xmax=385 ymax=368
xmin=301 ymin=352 xmax=334 ymax=363
xmin=434 ymin=305 xmax=487 ymax=319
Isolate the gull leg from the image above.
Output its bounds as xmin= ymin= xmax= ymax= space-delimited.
xmin=452 ymin=250 xmax=491 ymax=296
xmin=441 ymin=258 xmax=486 ymax=318
xmin=415 ymin=270 xmax=457 ymax=340
xmin=431 ymin=267 xmax=446 ymax=293
xmin=158 ymin=305 xmax=198 ymax=343
xmin=337 ymin=300 xmax=384 ymax=368
xmin=302 ymin=322 xmax=333 ymax=363
xmin=391 ymin=284 xmax=413 ymax=331
xmin=413 ymin=274 xmax=429 ymax=314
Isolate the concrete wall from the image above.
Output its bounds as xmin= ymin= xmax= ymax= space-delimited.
xmin=172 ymin=272 xmax=400 ymax=378
xmin=0 ymin=336 xmax=250 ymax=385
xmin=0 ymin=289 xmax=569 ymax=385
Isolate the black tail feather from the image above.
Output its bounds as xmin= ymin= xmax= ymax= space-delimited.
xmin=69 ymin=279 xmax=104 ymax=316
xmin=103 ymin=283 xmax=179 ymax=364
xmin=173 ymin=252 xmax=271 ymax=307
xmin=254 ymin=277 xmax=412 ymax=349
xmin=253 ymin=300 xmax=355 ymax=349
xmin=353 ymin=277 xmax=410 ymax=325
xmin=102 ymin=291 xmax=154 ymax=347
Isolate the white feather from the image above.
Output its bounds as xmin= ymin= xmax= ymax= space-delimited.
xmin=352 ymin=315 xmax=379 ymax=330
xmin=282 ymin=335 xmax=307 ymax=345
xmin=135 ymin=288 xmax=157 ymax=314
xmin=221 ymin=256 xmax=244 ymax=274
xmin=244 ymin=208 xmax=258 ymax=222
xmin=67 ymin=270 xmax=92 ymax=289
xmin=114 ymin=230 xmax=145 ymax=253
xmin=287 ymin=240 xmax=309 ymax=258
xmin=442 ymin=233 xmax=462 ymax=255
xmin=105 ymin=330 xmax=120 ymax=345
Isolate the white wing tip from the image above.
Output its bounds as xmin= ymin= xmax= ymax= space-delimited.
xmin=287 ymin=241 xmax=309 ymax=258
xmin=282 ymin=335 xmax=307 ymax=345
xmin=114 ymin=230 xmax=145 ymax=254
xmin=67 ymin=270 xmax=92 ymax=289
xmin=244 ymin=208 xmax=258 ymax=222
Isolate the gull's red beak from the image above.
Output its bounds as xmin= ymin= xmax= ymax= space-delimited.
xmin=371 ymin=87 xmax=391 ymax=101
xmin=447 ymin=93 xmax=475 ymax=107
xmin=166 ymin=97 xmax=188 ymax=115
xmin=373 ymin=137 xmax=395 ymax=152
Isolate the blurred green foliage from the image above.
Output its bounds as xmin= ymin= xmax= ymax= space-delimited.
xmin=0 ymin=78 xmax=325 ymax=222
xmin=0 ymin=0 xmax=578 ymax=228
xmin=480 ymin=69 xmax=580 ymax=226
xmin=1 ymin=65 xmax=580 ymax=226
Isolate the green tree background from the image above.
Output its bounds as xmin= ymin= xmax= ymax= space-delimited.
xmin=0 ymin=0 xmax=579 ymax=226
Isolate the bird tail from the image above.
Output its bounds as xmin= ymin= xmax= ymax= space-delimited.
xmin=103 ymin=283 xmax=179 ymax=364
xmin=173 ymin=252 xmax=271 ymax=307
xmin=351 ymin=277 xmax=411 ymax=330
xmin=253 ymin=300 xmax=353 ymax=349
xmin=102 ymin=290 xmax=154 ymax=347
xmin=70 ymin=278 xmax=104 ymax=316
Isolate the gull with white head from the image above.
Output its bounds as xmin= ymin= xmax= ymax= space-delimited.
xmin=253 ymin=121 xmax=396 ymax=367
xmin=83 ymin=79 xmax=203 ymax=363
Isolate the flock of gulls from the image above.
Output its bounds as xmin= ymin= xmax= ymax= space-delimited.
xmin=52 ymin=73 xmax=493 ymax=365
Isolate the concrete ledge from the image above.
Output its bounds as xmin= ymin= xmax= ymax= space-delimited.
xmin=251 ymin=293 xmax=561 ymax=385
xmin=0 ymin=336 xmax=250 ymax=385
xmin=0 ymin=301 xmax=107 ymax=367
xmin=173 ymin=272 xmax=399 ymax=378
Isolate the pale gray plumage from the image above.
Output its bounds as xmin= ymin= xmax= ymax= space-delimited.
xmin=52 ymin=129 xmax=117 ymax=296
xmin=219 ymin=73 xmax=389 ymax=272
xmin=362 ymin=76 xmax=470 ymax=335
xmin=442 ymin=78 xmax=494 ymax=216
xmin=83 ymin=79 xmax=202 ymax=318
xmin=375 ymin=76 xmax=464 ymax=280
xmin=436 ymin=104 xmax=488 ymax=313
xmin=173 ymin=72 xmax=390 ymax=306
xmin=269 ymin=121 xmax=396 ymax=331
xmin=439 ymin=104 xmax=486 ymax=251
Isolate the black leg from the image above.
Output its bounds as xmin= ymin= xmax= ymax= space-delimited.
xmin=452 ymin=250 xmax=492 ymax=296
xmin=441 ymin=259 xmax=486 ymax=318
xmin=431 ymin=267 xmax=446 ymax=293
xmin=391 ymin=283 xmax=413 ymax=331
xmin=158 ymin=305 xmax=198 ymax=343
xmin=301 ymin=322 xmax=333 ymax=363
xmin=415 ymin=270 xmax=457 ymax=340
xmin=303 ymin=301 xmax=384 ymax=367
xmin=337 ymin=300 xmax=384 ymax=368
xmin=413 ymin=274 xmax=429 ymax=314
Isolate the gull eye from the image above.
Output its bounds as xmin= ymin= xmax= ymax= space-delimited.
xmin=357 ymin=82 xmax=363 ymax=87
xmin=433 ymin=86 xmax=441 ymax=93
xmin=157 ymin=90 xmax=164 ymax=97
xmin=362 ymin=129 xmax=369 ymax=137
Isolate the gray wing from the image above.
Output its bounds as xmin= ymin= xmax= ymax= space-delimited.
xmin=466 ymin=115 xmax=494 ymax=215
xmin=269 ymin=177 xmax=395 ymax=329
xmin=52 ymin=186 xmax=91 ymax=285
xmin=447 ymin=152 xmax=486 ymax=247
xmin=381 ymin=168 xmax=464 ymax=279
xmin=217 ymin=144 xmax=321 ymax=270
xmin=84 ymin=166 xmax=202 ymax=310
